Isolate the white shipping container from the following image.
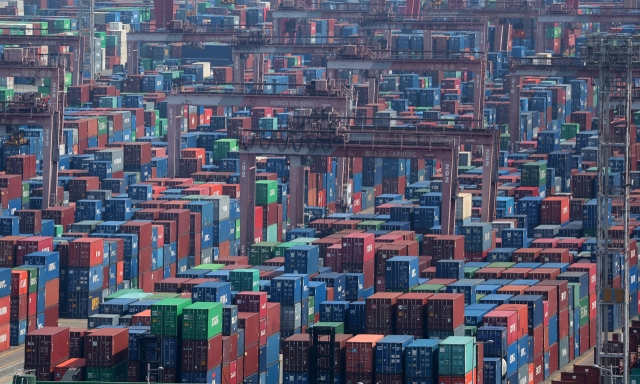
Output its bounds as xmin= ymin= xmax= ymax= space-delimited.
xmin=192 ymin=62 xmax=211 ymax=79
xmin=108 ymin=22 xmax=123 ymax=31
xmin=0 ymin=77 xmax=14 ymax=87
xmin=456 ymin=192 xmax=472 ymax=220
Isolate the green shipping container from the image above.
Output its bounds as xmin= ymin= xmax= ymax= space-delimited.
xmin=182 ymin=301 xmax=223 ymax=340
xmin=230 ymin=269 xmax=259 ymax=291
xmin=357 ymin=220 xmax=385 ymax=231
xmin=236 ymin=219 xmax=241 ymax=239
xmin=561 ymin=123 xmax=580 ymax=140
xmin=85 ymin=360 xmax=128 ymax=381
xmin=105 ymin=288 xmax=144 ymax=301
xmin=0 ymin=88 xmax=15 ymax=101
xmin=438 ymin=336 xmax=475 ymax=376
xmin=308 ymin=296 xmax=315 ymax=322
xmin=579 ymin=296 xmax=589 ymax=326
xmin=151 ymin=298 xmax=191 ymax=336
xmin=249 ymin=242 xmax=279 ymax=265
xmin=256 ymin=180 xmax=278 ymax=205
xmin=275 ymin=242 xmax=296 ymax=257
xmin=213 ymin=139 xmax=238 ymax=161
xmin=464 ymin=267 xmax=479 ymax=278
xmin=54 ymin=225 xmax=63 ymax=237
xmin=192 ymin=263 xmax=225 ymax=271
xmin=487 ymin=262 xmax=516 ymax=269
xmin=500 ymin=134 xmax=510 ymax=151
xmin=521 ymin=161 xmax=547 ymax=187
xmin=97 ymin=116 xmax=109 ymax=136
xmin=146 ymin=293 xmax=180 ymax=300
xmin=21 ymin=182 xmax=29 ymax=204
xmin=309 ymin=321 xmax=344 ymax=334
xmin=411 ymin=284 xmax=445 ymax=293
xmin=464 ymin=326 xmax=477 ymax=337
xmin=99 ymin=97 xmax=118 ymax=108
xmin=266 ymin=223 xmax=278 ymax=242
xmin=568 ymin=283 xmax=581 ymax=309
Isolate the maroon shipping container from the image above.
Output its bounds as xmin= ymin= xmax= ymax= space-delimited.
xmin=69 ymin=238 xmax=104 ymax=267
xmin=238 ymin=312 xmax=259 ymax=347
xmin=475 ymin=267 xmax=505 ymax=280
xmin=182 ymin=335 xmax=222 ymax=372
xmin=343 ymin=260 xmax=375 ymax=289
xmin=346 ymin=334 xmax=385 ymax=373
xmin=525 ymin=285 xmax=559 ymax=317
xmin=244 ymin=342 xmax=259 ymax=376
xmin=558 ymin=308 xmax=569 ymax=340
xmin=528 ymin=267 xmax=561 ymax=281
xmin=282 ymin=334 xmax=309 ymax=372
xmin=69 ymin=328 xmax=87 ymax=358
xmin=501 ymin=268 xmax=532 ymax=280
xmin=84 ymin=327 xmax=129 ymax=367
xmin=374 ymin=374 xmax=403 ymax=384
xmin=345 ymin=373 xmax=374 ymax=384
xmin=124 ymin=142 xmax=152 ymax=165
xmin=512 ymin=248 xmax=543 ymax=262
xmin=190 ymin=212 xmax=203 ymax=235
xmin=365 ymin=292 xmax=402 ymax=333
xmin=266 ymin=303 xmax=280 ymax=336
xmin=121 ymin=221 xmax=153 ymax=250
xmin=537 ymin=280 xmax=569 ymax=312
xmin=159 ymin=209 xmax=191 ymax=235
xmin=16 ymin=210 xmax=41 ymax=235
xmin=429 ymin=235 xmax=464 ymax=261
xmin=154 ymin=278 xmax=190 ymax=293
xmin=426 ymin=293 xmax=465 ymax=330
xmin=42 ymin=207 xmax=76 ymax=230
xmin=235 ymin=292 xmax=268 ymax=319
xmin=532 ymin=324 xmax=543 ymax=357
xmin=23 ymin=365 xmax=55 ymax=381
xmin=68 ymin=177 xmax=100 ymax=202
xmin=343 ymin=233 xmax=375 ymax=264
xmin=395 ymin=293 xmax=432 ymax=338
xmin=10 ymin=293 xmax=27 ymax=321
xmin=533 ymin=354 xmax=544 ymax=384
xmin=0 ymin=236 xmax=26 ymax=267
xmin=44 ymin=304 xmax=58 ymax=326
xmin=548 ymin=342 xmax=559 ymax=375
xmin=154 ymin=220 xmax=177 ymax=244
xmin=539 ymin=249 xmax=570 ymax=263
xmin=16 ymin=236 xmax=53 ymax=265
xmin=24 ymin=326 xmax=70 ymax=367
xmin=0 ymin=174 xmax=23 ymax=200
xmin=221 ymin=333 xmax=238 ymax=366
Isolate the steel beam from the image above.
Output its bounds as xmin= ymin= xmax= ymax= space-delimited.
xmin=289 ymin=158 xmax=305 ymax=230
xmin=239 ymin=153 xmax=256 ymax=256
xmin=270 ymin=9 xmax=368 ymax=19
xmin=233 ymin=44 xmax=349 ymax=55
xmin=167 ymin=104 xmax=182 ymax=178
xmin=126 ymin=32 xmax=241 ymax=43
xmin=166 ymin=93 xmax=350 ymax=112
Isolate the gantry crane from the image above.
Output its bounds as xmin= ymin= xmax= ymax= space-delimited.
xmin=0 ymin=55 xmax=65 ymax=209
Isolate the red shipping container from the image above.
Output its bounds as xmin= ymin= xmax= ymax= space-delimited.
xmin=182 ymin=335 xmax=222 ymax=372
xmin=44 ymin=304 xmax=58 ymax=326
xmin=27 ymin=315 xmax=36 ymax=333
xmin=544 ymin=301 xmax=549 ymax=327
xmin=540 ymin=196 xmax=569 ymax=225
xmin=497 ymin=303 xmax=529 ymax=339
xmin=0 ymin=174 xmax=23 ymax=200
xmin=131 ymin=310 xmax=151 ymax=326
xmin=153 ymin=220 xmax=177 ymax=244
xmin=539 ymin=249 xmax=570 ymax=263
xmin=395 ymin=293 xmax=432 ymax=338
xmin=11 ymin=270 xmax=28 ymax=295
xmin=266 ymin=302 xmax=280 ymax=336
xmin=28 ymin=291 xmax=36 ymax=316
xmin=437 ymin=372 xmax=474 ymax=384
xmin=68 ymin=238 xmax=104 ymax=267
xmin=238 ymin=312 xmax=259 ymax=347
xmin=222 ymin=333 xmax=238 ymax=366
xmin=346 ymin=334 xmax=385 ymax=373
xmin=24 ymin=326 xmax=70 ymax=367
xmin=235 ymin=292 xmax=268 ymax=319
xmin=44 ymin=278 xmax=59 ymax=308
xmin=84 ymin=327 xmax=128 ymax=367
xmin=159 ymin=209 xmax=191 ymax=235
xmin=527 ymin=267 xmax=561 ymax=281
xmin=533 ymin=354 xmax=544 ymax=384
xmin=259 ymin=317 xmax=267 ymax=346
xmin=532 ymin=324 xmax=543 ymax=357
xmin=54 ymin=358 xmax=86 ymax=381
xmin=16 ymin=236 xmax=53 ymax=265
xmin=343 ymin=233 xmax=375 ymax=263
xmin=524 ymin=286 xmax=558 ymax=317
xmin=548 ymin=342 xmax=559 ymax=374
xmin=222 ymin=360 xmax=237 ymax=384
xmin=483 ymin=310 xmax=519 ymax=345
xmin=10 ymin=293 xmax=27 ymax=321
xmin=244 ymin=342 xmax=259 ymax=376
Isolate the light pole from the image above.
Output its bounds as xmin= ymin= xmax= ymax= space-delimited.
xmin=146 ymin=363 xmax=164 ymax=384
xmin=592 ymin=364 xmax=615 ymax=384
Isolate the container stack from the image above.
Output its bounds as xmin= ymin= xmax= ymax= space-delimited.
xmin=63 ymin=238 xmax=104 ymax=318
xmin=24 ymin=327 xmax=70 ymax=380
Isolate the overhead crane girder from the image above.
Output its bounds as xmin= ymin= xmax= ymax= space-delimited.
xmin=238 ymin=132 xmax=459 ymax=256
